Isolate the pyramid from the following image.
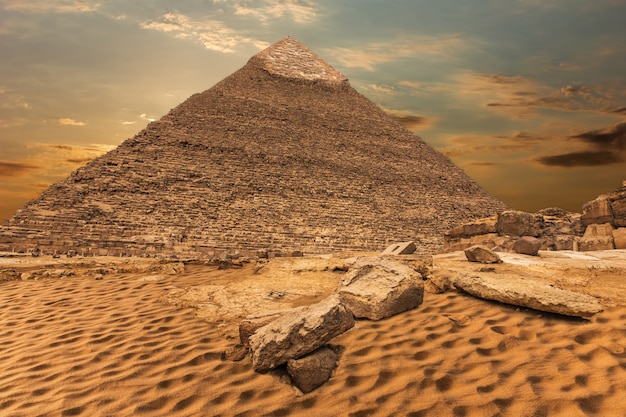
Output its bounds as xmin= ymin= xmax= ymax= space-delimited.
xmin=0 ymin=37 xmax=508 ymax=257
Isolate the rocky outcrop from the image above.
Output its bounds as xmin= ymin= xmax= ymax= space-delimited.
xmin=464 ymin=245 xmax=501 ymax=264
xmin=582 ymin=181 xmax=626 ymax=227
xmin=614 ymin=228 xmax=626 ymax=250
xmin=451 ymin=272 xmax=604 ymax=319
xmin=444 ymin=180 xmax=626 ymax=254
xmin=248 ymin=295 xmax=354 ymax=372
xmin=286 ymin=346 xmax=339 ymax=393
xmin=337 ymin=257 xmax=424 ymax=320
xmin=579 ymin=223 xmax=615 ymax=251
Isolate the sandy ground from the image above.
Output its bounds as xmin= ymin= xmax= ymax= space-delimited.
xmin=1 ymin=253 xmax=626 ymax=416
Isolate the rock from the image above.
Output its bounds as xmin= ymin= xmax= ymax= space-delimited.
xmin=452 ymin=273 xmax=603 ymax=318
xmin=614 ymin=228 xmax=626 ymax=250
xmin=239 ymin=311 xmax=286 ymax=347
xmin=513 ymin=236 xmax=542 ymax=256
xmin=338 ymin=257 xmax=424 ymax=320
xmin=221 ymin=344 xmax=249 ymax=362
xmin=287 ymin=346 xmax=339 ymax=393
xmin=612 ymin=196 xmax=626 ymax=227
xmin=496 ymin=211 xmax=543 ymax=237
xmin=582 ymin=196 xmax=613 ymax=226
xmin=464 ymin=245 xmax=501 ymax=264
xmin=424 ymin=272 xmax=452 ymax=294
xmin=553 ymin=235 xmax=578 ymax=251
xmin=382 ymin=241 xmax=416 ymax=255
xmin=446 ymin=216 xmax=497 ymax=239
xmin=248 ymin=295 xmax=354 ymax=372
xmin=579 ymin=223 xmax=615 ymax=251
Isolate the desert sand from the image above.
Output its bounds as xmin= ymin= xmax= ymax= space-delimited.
xmin=1 ymin=253 xmax=626 ymax=416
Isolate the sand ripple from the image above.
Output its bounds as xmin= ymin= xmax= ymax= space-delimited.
xmin=1 ymin=265 xmax=626 ymax=416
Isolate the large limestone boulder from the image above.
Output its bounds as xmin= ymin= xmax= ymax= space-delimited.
xmin=248 ymin=295 xmax=354 ymax=372
xmin=614 ymin=228 xmax=626 ymax=250
xmin=452 ymin=273 xmax=603 ymax=318
xmin=496 ymin=211 xmax=543 ymax=237
xmin=612 ymin=195 xmax=626 ymax=227
xmin=582 ymin=196 xmax=613 ymax=226
xmin=287 ymin=346 xmax=339 ymax=393
xmin=513 ymin=236 xmax=542 ymax=256
xmin=337 ymin=257 xmax=424 ymax=320
xmin=581 ymin=182 xmax=626 ymax=227
xmin=464 ymin=245 xmax=501 ymax=264
xmin=446 ymin=216 xmax=497 ymax=239
xmin=579 ymin=223 xmax=615 ymax=251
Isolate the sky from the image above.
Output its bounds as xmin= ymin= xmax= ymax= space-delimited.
xmin=1 ymin=0 xmax=625 ymax=221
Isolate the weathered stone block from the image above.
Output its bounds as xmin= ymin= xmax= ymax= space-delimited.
xmin=496 ymin=211 xmax=543 ymax=237
xmin=446 ymin=216 xmax=497 ymax=239
xmin=513 ymin=236 xmax=542 ymax=256
xmin=613 ymin=228 xmax=626 ymax=250
xmin=612 ymin=198 xmax=626 ymax=227
xmin=579 ymin=223 xmax=615 ymax=251
xmin=248 ymin=295 xmax=354 ymax=372
xmin=338 ymin=257 xmax=424 ymax=320
xmin=582 ymin=197 xmax=613 ymax=226
xmin=553 ymin=235 xmax=577 ymax=251
xmin=464 ymin=245 xmax=501 ymax=264
xmin=287 ymin=346 xmax=338 ymax=393
xmin=382 ymin=241 xmax=416 ymax=255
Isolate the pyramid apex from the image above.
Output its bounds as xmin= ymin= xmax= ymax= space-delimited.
xmin=252 ymin=37 xmax=348 ymax=85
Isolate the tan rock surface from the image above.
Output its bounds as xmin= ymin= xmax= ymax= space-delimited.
xmin=0 ymin=37 xmax=507 ymax=258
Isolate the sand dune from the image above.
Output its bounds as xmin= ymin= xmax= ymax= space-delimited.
xmin=1 ymin=259 xmax=626 ymax=416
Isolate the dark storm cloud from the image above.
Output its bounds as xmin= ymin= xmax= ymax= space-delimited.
xmin=610 ymin=107 xmax=626 ymax=114
xmin=537 ymin=151 xmax=624 ymax=167
xmin=0 ymin=160 xmax=39 ymax=177
xmin=571 ymin=122 xmax=626 ymax=150
xmin=390 ymin=114 xmax=430 ymax=130
xmin=66 ymin=158 xmax=95 ymax=164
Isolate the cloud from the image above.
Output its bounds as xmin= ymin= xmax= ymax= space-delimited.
xmin=233 ymin=0 xmax=318 ymax=23
xmin=536 ymin=151 xmax=624 ymax=167
xmin=325 ymin=35 xmax=463 ymax=71
xmin=571 ymin=122 xmax=626 ymax=150
xmin=0 ymin=88 xmax=30 ymax=110
xmin=121 ymin=120 xmax=137 ymax=125
xmin=0 ymin=160 xmax=39 ymax=177
xmin=139 ymin=113 xmax=155 ymax=122
xmin=534 ymin=122 xmax=626 ymax=168
xmin=58 ymin=118 xmax=86 ymax=126
xmin=398 ymin=81 xmax=450 ymax=95
xmin=368 ymin=84 xmax=396 ymax=95
xmin=140 ymin=12 xmax=269 ymax=53
xmin=0 ymin=0 xmax=100 ymax=13
xmin=437 ymin=131 xmax=546 ymax=158
xmin=453 ymin=72 xmax=612 ymax=119
xmin=610 ymin=107 xmax=626 ymax=114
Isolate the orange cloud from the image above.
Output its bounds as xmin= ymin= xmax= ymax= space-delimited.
xmin=58 ymin=118 xmax=86 ymax=126
xmin=324 ymin=35 xmax=464 ymax=71
xmin=0 ymin=160 xmax=39 ymax=177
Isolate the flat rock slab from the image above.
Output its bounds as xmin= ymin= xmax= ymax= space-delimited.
xmin=249 ymin=295 xmax=354 ymax=372
xmin=382 ymin=241 xmax=416 ymax=255
xmin=338 ymin=256 xmax=424 ymax=320
xmin=452 ymin=273 xmax=603 ymax=318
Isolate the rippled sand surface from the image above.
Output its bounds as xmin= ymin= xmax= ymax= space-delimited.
xmin=1 ymin=260 xmax=626 ymax=416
